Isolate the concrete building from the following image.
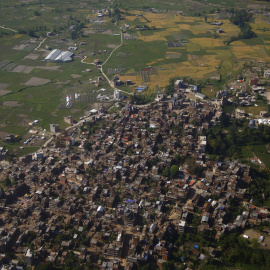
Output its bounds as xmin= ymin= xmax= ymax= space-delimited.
xmin=25 ymin=249 xmax=34 ymax=265
xmin=50 ymin=123 xmax=59 ymax=133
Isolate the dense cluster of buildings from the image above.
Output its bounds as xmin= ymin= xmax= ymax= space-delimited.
xmin=0 ymin=92 xmax=268 ymax=269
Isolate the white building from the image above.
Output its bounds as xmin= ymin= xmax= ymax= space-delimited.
xmin=114 ymin=89 xmax=122 ymax=99
xmin=45 ymin=49 xmax=74 ymax=63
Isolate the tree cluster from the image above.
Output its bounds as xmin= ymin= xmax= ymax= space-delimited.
xmin=227 ymin=9 xmax=256 ymax=44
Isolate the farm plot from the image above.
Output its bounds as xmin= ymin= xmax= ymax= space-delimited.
xmin=141 ymin=68 xmax=157 ymax=83
xmin=0 ymin=61 xmax=17 ymax=71
xmin=12 ymin=44 xmax=28 ymax=50
xmin=24 ymin=77 xmax=51 ymax=86
xmin=166 ymin=52 xmax=182 ymax=59
xmin=58 ymin=102 xmax=74 ymax=109
xmin=0 ymin=83 xmax=11 ymax=96
xmin=12 ymin=65 xmax=34 ymax=74
xmin=3 ymin=101 xmax=20 ymax=107
xmin=108 ymin=68 xmax=127 ymax=75
xmin=24 ymin=53 xmax=40 ymax=60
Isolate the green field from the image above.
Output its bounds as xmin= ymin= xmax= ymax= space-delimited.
xmin=0 ymin=0 xmax=269 ymax=151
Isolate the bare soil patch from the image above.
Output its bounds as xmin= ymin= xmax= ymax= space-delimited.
xmin=12 ymin=44 xmax=27 ymax=50
xmin=54 ymin=80 xmax=71 ymax=85
xmin=83 ymin=30 xmax=95 ymax=34
xmin=13 ymin=65 xmax=34 ymax=74
xmin=3 ymin=101 xmax=20 ymax=107
xmin=17 ymin=114 xmax=30 ymax=127
xmin=24 ymin=53 xmax=40 ymax=60
xmin=24 ymin=77 xmax=51 ymax=86
xmin=166 ymin=53 xmax=181 ymax=59
xmin=71 ymin=109 xmax=81 ymax=113
xmin=36 ymin=65 xmax=61 ymax=71
xmin=0 ymin=83 xmax=9 ymax=90
xmin=0 ymin=131 xmax=9 ymax=140
xmin=0 ymin=90 xmax=11 ymax=96
xmin=107 ymin=44 xmax=118 ymax=48
xmin=244 ymin=229 xmax=270 ymax=249
xmin=42 ymin=51 xmax=50 ymax=57
xmin=102 ymin=30 xmax=114 ymax=35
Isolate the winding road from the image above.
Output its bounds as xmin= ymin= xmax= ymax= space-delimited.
xmin=81 ymin=22 xmax=131 ymax=96
xmin=0 ymin=25 xmax=17 ymax=32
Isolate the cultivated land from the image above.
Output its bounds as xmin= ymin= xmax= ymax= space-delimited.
xmin=0 ymin=0 xmax=269 ymax=154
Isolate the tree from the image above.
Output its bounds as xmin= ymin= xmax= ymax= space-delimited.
xmin=3 ymin=177 xmax=11 ymax=187
xmin=170 ymin=165 xmax=179 ymax=178
xmin=36 ymin=262 xmax=54 ymax=270
xmin=34 ymin=10 xmax=41 ymax=16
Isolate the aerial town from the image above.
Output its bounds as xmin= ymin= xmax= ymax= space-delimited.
xmin=1 ymin=0 xmax=270 ymax=269
xmin=0 ymin=79 xmax=269 ymax=270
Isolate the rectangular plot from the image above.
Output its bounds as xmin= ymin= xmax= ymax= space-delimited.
xmin=0 ymin=60 xmax=10 ymax=70
xmin=3 ymin=63 xmax=17 ymax=71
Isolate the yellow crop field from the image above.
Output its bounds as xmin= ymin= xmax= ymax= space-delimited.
xmin=137 ymin=34 xmax=167 ymax=42
xmin=119 ymin=75 xmax=141 ymax=82
xmin=254 ymin=47 xmax=270 ymax=60
xmin=231 ymin=46 xmax=255 ymax=53
xmin=190 ymin=38 xmax=224 ymax=48
xmin=120 ymin=10 xmax=270 ymax=85
xmin=188 ymin=55 xmax=220 ymax=68
xmin=231 ymin=46 xmax=258 ymax=59
xmin=185 ymin=43 xmax=201 ymax=52
xmin=176 ymin=24 xmax=192 ymax=30
xmin=230 ymin=41 xmax=246 ymax=46
xmin=177 ymin=15 xmax=200 ymax=23
xmin=166 ymin=52 xmax=182 ymax=59
xmin=13 ymin=34 xmax=24 ymax=39
xmin=144 ymin=13 xmax=168 ymax=20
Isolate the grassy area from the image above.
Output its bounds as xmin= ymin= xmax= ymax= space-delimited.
xmin=253 ymin=144 xmax=270 ymax=168
xmin=18 ymin=146 xmax=41 ymax=157
xmin=0 ymin=0 xmax=269 ymax=153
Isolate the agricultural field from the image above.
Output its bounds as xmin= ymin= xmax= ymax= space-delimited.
xmin=0 ymin=0 xmax=270 ymax=152
xmin=106 ymin=8 xmax=270 ymax=91
xmin=0 ymin=1 xmax=118 ymax=136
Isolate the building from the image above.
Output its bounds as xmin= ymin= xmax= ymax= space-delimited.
xmin=25 ymin=249 xmax=34 ymax=265
xmin=45 ymin=49 xmax=74 ymax=63
xmin=175 ymin=80 xmax=183 ymax=88
xmin=64 ymin=116 xmax=73 ymax=125
xmin=249 ymin=77 xmax=258 ymax=86
xmin=178 ymin=220 xmax=186 ymax=233
xmin=195 ymin=93 xmax=206 ymax=99
xmin=264 ymin=70 xmax=270 ymax=78
xmin=50 ymin=123 xmax=59 ymax=133
xmin=114 ymin=89 xmax=122 ymax=99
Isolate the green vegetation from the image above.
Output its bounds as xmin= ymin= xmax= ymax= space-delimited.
xmin=205 ymin=113 xmax=270 ymax=206
xmin=227 ymin=9 xmax=256 ymax=44
xmin=130 ymin=93 xmax=155 ymax=105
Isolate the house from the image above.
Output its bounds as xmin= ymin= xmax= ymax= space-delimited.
xmin=264 ymin=70 xmax=270 ymax=78
xmin=195 ymin=93 xmax=206 ymax=100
